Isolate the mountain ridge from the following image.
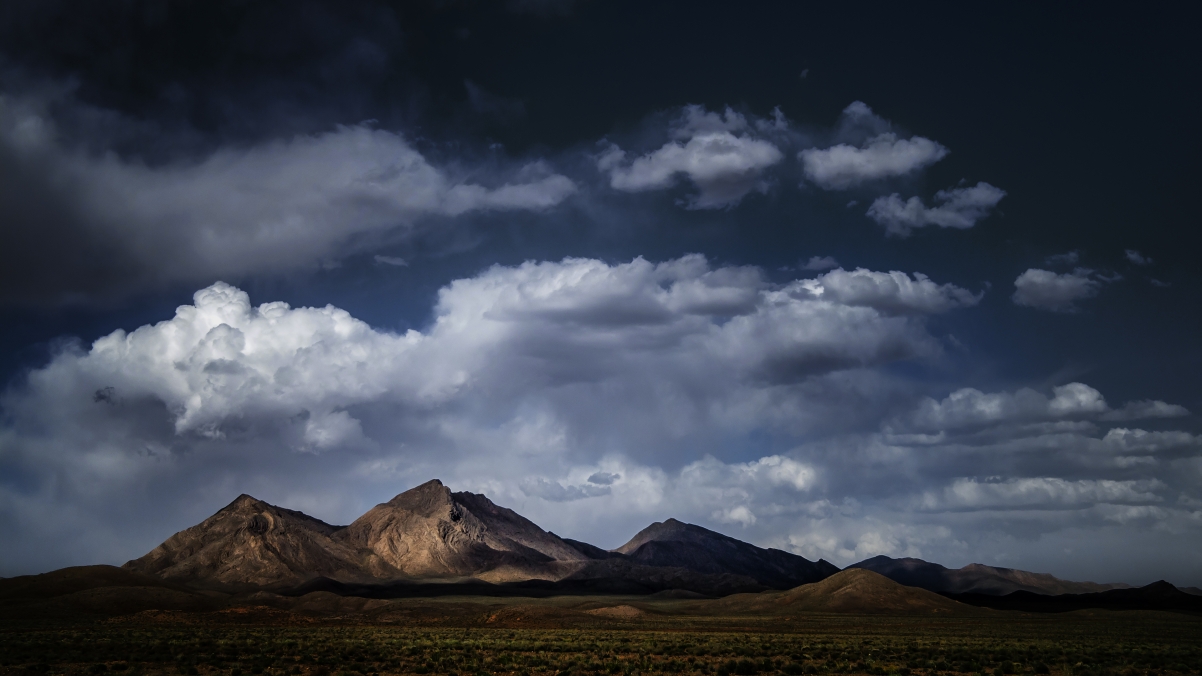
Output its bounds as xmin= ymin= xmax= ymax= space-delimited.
xmin=614 ymin=518 xmax=839 ymax=588
xmin=849 ymin=555 xmax=1130 ymax=596
xmin=121 ymin=480 xmax=833 ymax=594
xmin=118 ymin=481 xmax=1184 ymax=600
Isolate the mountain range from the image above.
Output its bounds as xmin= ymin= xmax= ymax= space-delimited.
xmin=2 ymin=478 xmax=1198 ymax=618
xmin=119 ymin=478 xmax=1197 ymax=603
xmin=123 ymin=479 xmax=836 ymax=595
xmin=848 ymin=555 xmax=1131 ymax=595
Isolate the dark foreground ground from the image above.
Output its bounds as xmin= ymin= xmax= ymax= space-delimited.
xmin=1 ymin=599 xmax=1200 ymax=676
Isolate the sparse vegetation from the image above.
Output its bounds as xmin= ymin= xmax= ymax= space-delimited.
xmin=0 ymin=612 xmax=1199 ymax=676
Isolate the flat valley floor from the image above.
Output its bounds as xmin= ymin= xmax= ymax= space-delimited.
xmin=1 ymin=596 xmax=1199 ymax=676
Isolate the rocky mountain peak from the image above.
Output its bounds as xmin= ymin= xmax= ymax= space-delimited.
xmin=122 ymin=496 xmax=363 ymax=589
xmin=383 ymin=479 xmax=458 ymax=518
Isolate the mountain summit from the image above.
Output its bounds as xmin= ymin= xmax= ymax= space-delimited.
xmin=615 ymin=518 xmax=839 ymax=588
xmin=123 ymin=494 xmax=366 ymax=588
xmin=336 ymin=479 xmax=588 ymax=581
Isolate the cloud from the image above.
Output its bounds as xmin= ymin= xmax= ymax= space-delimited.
xmin=906 ymin=383 xmax=1103 ymax=431
xmin=809 ymin=268 xmax=982 ymax=315
xmin=0 ymin=255 xmax=982 ymax=572
xmin=802 ymin=256 xmax=839 ymax=271
xmin=597 ymin=106 xmax=784 ymax=209
xmin=373 ymin=255 xmax=408 ymax=267
xmin=1046 ymin=251 xmax=1080 ymax=266
xmin=520 ymin=477 xmax=609 ymax=501
xmin=587 ymin=471 xmax=620 ymax=485
xmin=1100 ymin=400 xmax=1190 ymax=421
xmin=1011 ymin=268 xmax=1103 ymax=312
xmin=1101 ymin=428 xmax=1200 ymax=453
xmin=0 ymin=96 xmax=575 ymax=303
xmin=866 ymin=182 xmax=1006 ymax=237
xmin=931 ymin=477 xmax=1164 ymax=511
xmin=1125 ymin=249 xmax=1152 ymax=266
xmin=2 ymin=255 xmax=1197 ymax=581
xmin=24 ymin=255 xmax=949 ymax=442
xmin=681 ymin=454 xmax=817 ymax=493
xmin=904 ymin=382 xmax=1189 ymax=432
xmin=799 ymin=110 xmax=948 ymax=190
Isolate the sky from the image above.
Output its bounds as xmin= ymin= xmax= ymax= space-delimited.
xmin=1 ymin=0 xmax=1201 ymax=586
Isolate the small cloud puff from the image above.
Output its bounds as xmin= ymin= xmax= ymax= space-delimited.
xmin=799 ymin=102 xmax=948 ymax=190
xmin=802 ymin=256 xmax=839 ymax=271
xmin=597 ymin=105 xmax=784 ymax=209
xmin=1125 ymin=249 xmax=1152 ymax=266
xmin=373 ymin=255 xmax=408 ymax=267
xmin=520 ymin=477 xmax=610 ymax=501
xmin=1045 ymin=251 xmax=1080 ymax=266
xmin=867 ymin=183 xmax=1006 ymax=237
xmin=1011 ymin=268 xmax=1104 ymax=312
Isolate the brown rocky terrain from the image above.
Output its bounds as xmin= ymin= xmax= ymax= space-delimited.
xmin=123 ymin=494 xmax=374 ymax=588
xmin=119 ymin=481 xmax=837 ymax=594
xmin=334 ymin=479 xmax=588 ymax=582
xmin=122 ymin=481 xmax=601 ymax=588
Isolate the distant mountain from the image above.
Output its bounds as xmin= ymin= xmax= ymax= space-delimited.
xmin=613 ymin=518 xmax=838 ymax=588
xmin=849 ymin=555 xmax=1130 ymax=596
xmin=716 ymin=569 xmax=972 ymax=615
xmin=947 ymin=580 xmax=1202 ymax=613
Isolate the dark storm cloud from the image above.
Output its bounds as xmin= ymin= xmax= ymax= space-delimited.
xmin=0 ymin=90 xmax=576 ymax=304
xmin=0 ymin=1 xmax=598 ymax=304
